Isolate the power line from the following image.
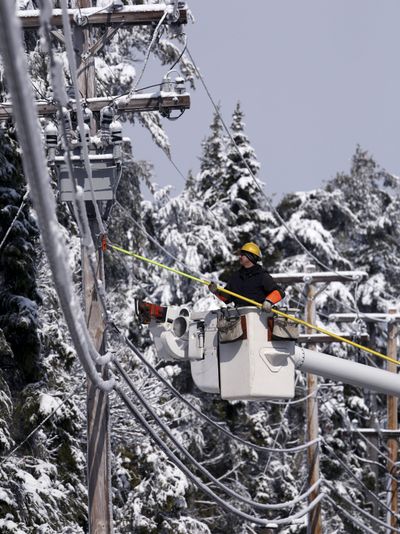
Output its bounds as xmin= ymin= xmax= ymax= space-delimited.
xmin=113 ymin=358 xmax=321 ymax=512
xmin=185 ymin=46 xmax=397 ymax=324
xmin=185 ymin=47 xmax=353 ymax=279
xmin=0 ymin=189 xmax=29 ymax=254
xmin=325 ymin=494 xmax=376 ymax=534
xmin=321 ymin=437 xmax=399 ymax=519
xmin=331 ymin=490 xmax=400 ymax=533
xmin=114 ymin=382 xmax=325 ymax=527
xmin=129 ymin=8 xmax=168 ymax=95
xmin=169 ymin=33 xmax=188 ymax=71
xmin=0 ymin=0 xmax=113 ymax=391
xmin=40 ymin=1 xmax=111 ymax=367
xmin=114 ymin=200 xmax=204 ymax=279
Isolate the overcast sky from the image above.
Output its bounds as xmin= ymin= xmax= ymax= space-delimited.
xmin=128 ymin=0 xmax=400 ymax=203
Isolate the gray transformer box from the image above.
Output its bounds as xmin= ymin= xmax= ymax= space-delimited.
xmin=57 ymin=158 xmax=118 ymax=202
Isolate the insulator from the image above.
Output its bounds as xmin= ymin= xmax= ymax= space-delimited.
xmin=110 ymin=120 xmax=122 ymax=144
xmin=83 ymin=107 xmax=93 ymax=124
xmin=45 ymin=121 xmax=58 ymax=162
xmin=100 ymin=106 xmax=114 ymax=131
xmin=78 ymin=123 xmax=91 ymax=148
xmin=175 ymin=77 xmax=185 ymax=94
xmin=112 ymin=0 xmax=124 ymax=10
xmin=110 ymin=120 xmax=123 ymax=160
xmin=161 ymin=74 xmax=173 ymax=93
xmin=44 ymin=121 xmax=58 ymax=148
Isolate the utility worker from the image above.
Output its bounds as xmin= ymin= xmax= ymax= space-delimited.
xmin=209 ymin=242 xmax=285 ymax=311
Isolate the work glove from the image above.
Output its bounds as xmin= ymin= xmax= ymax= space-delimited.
xmin=262 ymin=300 xmax=272 ymax=313
xmin=208 ymin=282 xmax=218 ymax=294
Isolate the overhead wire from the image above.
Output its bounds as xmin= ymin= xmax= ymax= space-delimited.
xmin=113 ymin=358 xmax=321 ymax=511
xmin=325 ymin=494 xmax=376 ymax=534
xmin=114 ymin=382 xmax=325 ymax=527
xmin=169 ymin=33 xmax=188 ymax=72
xmin=351 ymin=452 xmax=398 ymax=484
xmin=129 ymin=8 xmax=169 ymax=95
xmin=335 ymin=407 xmax=393 ymax=463
xmin=328 ymin=488 xmax=400 ymax=533
xmin=0 ymin=189 xmax=29 ymax=254
xmin=0 ymin=0 xmax=113 ymax=390
xmin=114 ymin=200 xmax=204 ymax=279
xmin=40 ymin=0 xmax=111 ymax=367
xmin=267 ymin=386 xmax=319 ymax=406
xmin=185 ymin=47 xmax=356 ymax=281
xmin=185 ymin=46 xmax=397 ymax=327
xmin=321 ymin=437 xmax=399 ymax=519
xmin=263 ymin=374 xmax=301 ymax=475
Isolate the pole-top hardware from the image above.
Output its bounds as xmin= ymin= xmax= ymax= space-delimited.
xmin=74 ymin=12 xmax=89 ymax=27
xmin=112 ymin=0 xmax=124 ymax=11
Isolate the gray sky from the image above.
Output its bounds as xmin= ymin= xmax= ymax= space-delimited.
xmin=128 ymin=0 xmax=400 ymax=203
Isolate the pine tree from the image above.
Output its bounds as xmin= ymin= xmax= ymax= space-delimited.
xmin=194 ymin=107 xmax=227 ymax=207
xmin=0 ymin=130 xmax=41 ymax=385
xmin=222 ymin=102 xmax=269 ymax=252
xmin=141 ymin=184 xmax=232 ymax=306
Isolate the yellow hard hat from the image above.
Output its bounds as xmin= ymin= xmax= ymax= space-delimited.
xmin=240 ymin=242 xmax=261 ymax=258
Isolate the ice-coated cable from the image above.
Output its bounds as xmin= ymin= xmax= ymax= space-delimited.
xmin=115 ymin=383 xmax=325 ymax=527
xmin=321 ymin=438 xmax=399 ymax=519
xmin=328 ymin=491 xmax=400 ymax=532
xmin=39 ymin=1 xmax=111 ymax=366
xmin=113 ymin=328 xmax=320 ymax=454
xmin=113 ymin=359 xmax=321 ymax=511
xmin=267 ymin=386 xmax=319 ymax=405
xmin=342 ymin=417 xmax=392 ymax=463
xmin=263 ymin=374 xmax=303 ymax=475
xmin=331 ymin=399 xmax=392 ymax=462
xmin=59 ymin=0 xmax=106 ymax=237
xmin=0 ymin=189 xmax=29 ymax=254
xmin=130 ymin=8 xmax=168 ymax=94
xmin=0 ymin=1 xmax=113 ymax=391
xmin=169 ymin=33 xmax=188 ymax=71
xmin=351 ymin=452 xmax=398 ymax=484
xmin=325 ymin=494 xmax=380 ymax=534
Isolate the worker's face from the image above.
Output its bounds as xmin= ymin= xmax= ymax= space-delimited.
xmin=239 ymin=253 xmax=254 ymax=269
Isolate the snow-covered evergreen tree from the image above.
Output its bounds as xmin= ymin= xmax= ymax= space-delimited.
xmin=195 ymin=106 xmax=227 ymax=207
xmin=1 ymin=0 xmax=397 ymax=531
xmin=222 ymin=102 xmax=269 ymax=250
xmin=0 ymin=130 xmax=41 ymax=385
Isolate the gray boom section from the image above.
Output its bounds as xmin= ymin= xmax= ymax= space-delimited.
xmin=293 ymin=347 xmax=400 ymax=397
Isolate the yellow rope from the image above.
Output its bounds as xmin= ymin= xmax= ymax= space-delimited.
xmin=109 ymin=243 xmax=399 ymax=366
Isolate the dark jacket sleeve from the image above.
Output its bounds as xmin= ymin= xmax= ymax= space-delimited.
xmin=262 ymin=272 xmax=285 ymax=304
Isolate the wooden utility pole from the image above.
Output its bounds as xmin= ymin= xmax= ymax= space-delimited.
xmin=304 ymin=265 xmax=322 ymax=534
xmin=271 ymin=268 xmax=367 ymax=533
xmin=74 ymin=1 xmax=113 ymax=532
xmin=386 ymin=306 xmax=398 ymax=532
xmin=330 ymin=308 xmax=400 ymax=531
